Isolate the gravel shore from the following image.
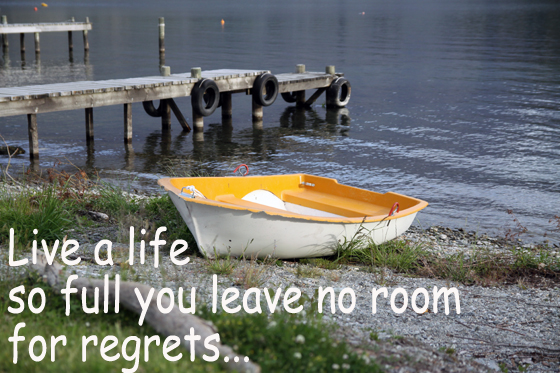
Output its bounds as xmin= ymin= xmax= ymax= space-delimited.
xmin=1 ymin=184 xmax=558 ymax=372
xmin=7 ymin=222 xmax=553 ymax=373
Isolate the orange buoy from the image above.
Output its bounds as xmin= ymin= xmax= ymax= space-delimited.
xmin=34 ymin=7 xmax=38 ymax=11
xmin=41 ymin=3 xmax=48 ymax=7
xmin=221 ymin=19 xmax=225 ymax=26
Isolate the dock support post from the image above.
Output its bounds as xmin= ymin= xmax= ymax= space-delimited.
xmin=193 ymin=113 xmax=204 ymax=131
xmin=19 ymin=33 xmax=25 ymax=61
xmin=295 ymin=64 xmax=306 ymax=106
xmin=124 ymin=103 xmax=132 ymax=143
xmin=326 ymin=65 xmax=335 ymax=75
xmin=68 ymin=17 xmax=74 ymax=62
xmin=27 ymin=114 xmax=39 ymax=160
xmin=83 ymin=17 xmax=90 ymax=51
xmin=34 ymin=32 xmax=40 ymax=53
xmin=85 ymin=107 xmax=94 ymax=142
xmin=191 ymin=67 xmax=203 ymax=130
xmin=161 ymin=99 xmax=171 ymax=131
xmin=221 ymin=93 xmax=232 ymax=119
xmin=296 ymin=91 xmax=305 ymax=107
xmin=159 ymin=17 xmax=165 ymax=67
xmin=252 ymin=99 xmax=263 ymax=121
xmin=1 ymin=16 xmax=8 ymax=53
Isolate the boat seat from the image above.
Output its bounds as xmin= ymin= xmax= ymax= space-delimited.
xmin=215 ymin=194 xmax=290 ymax=215
xmin=281 ymin=190 xmax=388 ymax=218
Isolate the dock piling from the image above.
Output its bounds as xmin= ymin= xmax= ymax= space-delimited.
xmin=19 ymin=33 xmax=25 ymax=60
xmin=159 ymin=17 xmax=165 ymax=66
xmin=221 ymin=93 xmax=232 ymax=119
xmin=193 ymin=113 xmax=204 ymax=130
xmin=326 ymin=65 xmax=335 ymax=75
xmin=1 ymin=16 xmax=8 ymax=53
xmin=83 ymin=17 xmax=90 ymax=52
xmin=252 ymin=100 xmax=263 ymax=121
xmin=161 ymin=100 xmax=171 ymax=131
xmin=124 ymin=103 xmax=132 ymax=143
xmin=68 ymin=17 xmax=74 ymax=51
xmin=85 ymin=108 xmax=94 ymax=142
xmin=68 ymin=17 xmax=74 ymax=61
xmin=191 ymin=67 xmax=203 ymax=130
xmin=295 ymin=64 xmax=306 ymax=106
xmin=27 ymin=114 xmax=39 ymax=160
xmin=34 ymin=32 xmax=40 ymax=54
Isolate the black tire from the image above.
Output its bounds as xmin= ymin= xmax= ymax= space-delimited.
xmin=281 ymin=92 xmax=298 ymax=103
xmin=191 ymin=79 xmax=220 ymax=117
xmin=326 ymin=78 xmax=351 ymax=108
xmin=142 ymin=100 xmax=163 ymax=117
xmin=252 ymin=73 xmax=279 ymax=106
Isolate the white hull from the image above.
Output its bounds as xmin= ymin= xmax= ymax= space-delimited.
xmin=169 ymin=192 xmax=417 ymax=259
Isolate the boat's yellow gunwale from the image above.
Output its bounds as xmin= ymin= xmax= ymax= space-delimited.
xmin=158 ymin=175 xmax=428 ymax=224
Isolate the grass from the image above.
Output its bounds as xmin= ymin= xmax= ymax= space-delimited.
xmin=234 ymin=260 xmax=268 ymax=289
xmin=295 ymin=265 xmax=323 ymax=279
xmin=0 ymin=275 xmax=221 ymax=373
xmin=319 ymin=227 xmax=560 ymax=287
xmin=0 ymin=186 xmax=74 ymax=250
xmin=205 ymin=252 xmax=237 ymax=276
xmin=0 ymin=169 xmax=195 ymax=254
xmin=0 ymin=273 xmax=381 ymax=372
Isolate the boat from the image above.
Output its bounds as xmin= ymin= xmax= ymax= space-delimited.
xmin=157 ymin=173 xmax=428 ymax=259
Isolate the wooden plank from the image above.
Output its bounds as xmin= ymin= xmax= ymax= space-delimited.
xmin=304 ymin=88 xmax=326 ymax=107
xmin=168 ymin=98 xmax=191 ymax=132
xmin=0 ymin=84 xmax=195 ymax=117
xmin=0 ymin=22 xmax=92 ymax=34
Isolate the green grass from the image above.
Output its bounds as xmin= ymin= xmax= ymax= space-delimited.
xmin=205 ymin=256 xmax=237 ymax=276
xmin=0 ymin=274 xmax=380 ymax=372
xmin=0 ymin=186 xmax=73 ymax=250
xmin=333 ymin=234 xmax=425 ymax=274
xmin=0 ymin=275 xmax=221 ymax=373
xmin=87 ymin=182 xmax=141 ymax=217
xmin=320 ymin=227 xmax=560 ymax=287
xmin=144 ymin=194 xmax=195 ymax=251
xmin=199 ymin=299 xmax=380 ymax=373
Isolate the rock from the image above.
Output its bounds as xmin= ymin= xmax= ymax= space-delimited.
xmin=88 ymin=211 xmax=109 ymax=221
xmin=0 ymin=145 xmax=25 ymax=156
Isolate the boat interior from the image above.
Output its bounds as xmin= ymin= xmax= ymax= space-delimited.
xmin=160 ymin=174 xmax=427 ymax=220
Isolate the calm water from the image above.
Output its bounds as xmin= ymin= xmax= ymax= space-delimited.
xmin=1 ymin=0 xmax=559 ymax=242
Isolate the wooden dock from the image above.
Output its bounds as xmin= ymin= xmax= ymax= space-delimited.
xmin=0 ymin=65 xmax=351 ymax=161
xmin=1 ymin=16 xmax=91 ymax=62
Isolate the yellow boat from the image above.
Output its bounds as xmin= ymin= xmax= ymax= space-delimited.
xmin=158 ymin=174 xmax=428 ymax=258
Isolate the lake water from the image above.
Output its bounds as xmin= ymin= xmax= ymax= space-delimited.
xmin=1 ymin=0 xmax=559 ymax=242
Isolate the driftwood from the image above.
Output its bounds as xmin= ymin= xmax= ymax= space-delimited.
xmin=29 ymin=251 xmax=260 ymax=373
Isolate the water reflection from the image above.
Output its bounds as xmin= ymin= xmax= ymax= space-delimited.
xmin=279 ymin=106 xmax=351 ymax=132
